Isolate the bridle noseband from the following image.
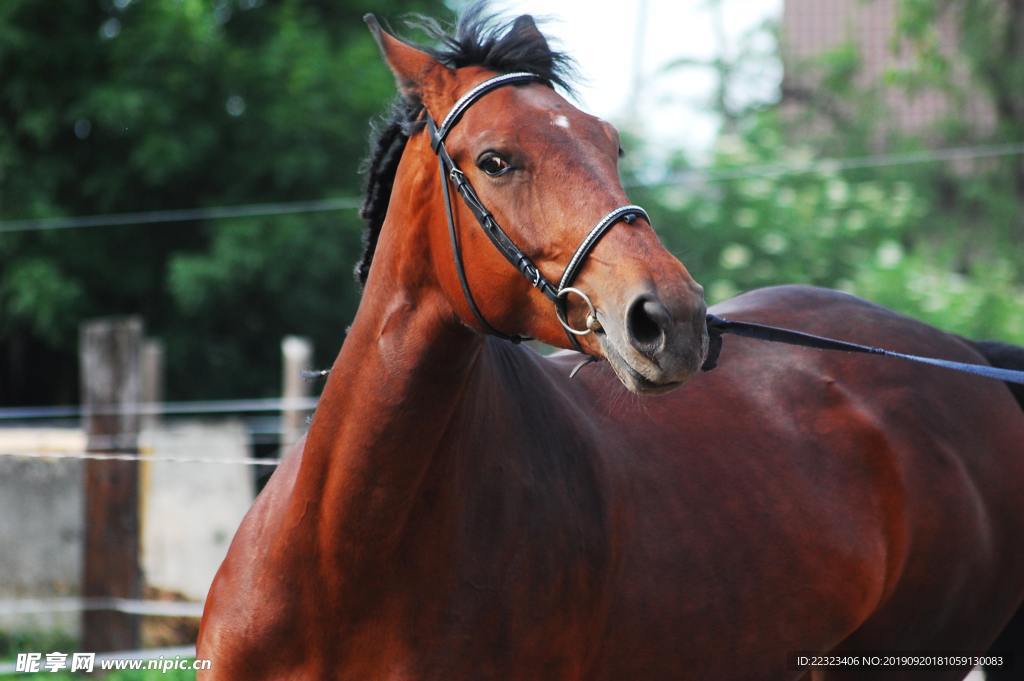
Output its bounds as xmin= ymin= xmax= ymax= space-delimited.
xmin=426 ymin=71 xmax=650 ymax=353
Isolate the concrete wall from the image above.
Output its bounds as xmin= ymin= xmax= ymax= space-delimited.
xmin=0 ymin=434 xmax=84 ymax=634
xmin=140 ymin=421 xmax=254 ymax=602
xmin=0 ymin=421 xmax=256 ymax=635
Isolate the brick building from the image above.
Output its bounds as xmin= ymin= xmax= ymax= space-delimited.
xmin=780 ymin=0 xmax=995 ymax=140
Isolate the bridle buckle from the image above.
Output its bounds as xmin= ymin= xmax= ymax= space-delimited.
xmin=449 ymin=167 xmax=466 ymax=187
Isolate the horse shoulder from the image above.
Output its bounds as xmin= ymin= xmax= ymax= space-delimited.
xmin=197 ymin=438 xmax=308 ymax=679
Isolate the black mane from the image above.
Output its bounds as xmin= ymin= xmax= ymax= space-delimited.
xmin=355 ymin=2 xmax=575 ymax=286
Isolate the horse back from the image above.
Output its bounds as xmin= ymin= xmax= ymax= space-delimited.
xmin=577 ymin=285 xmax=1024 ymax=677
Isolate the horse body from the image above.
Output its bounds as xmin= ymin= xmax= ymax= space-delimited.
xmin=199 ymin=284 xmax=1024 ymax=680
xmin=198 ymin=9 xmax=1024 ymax=678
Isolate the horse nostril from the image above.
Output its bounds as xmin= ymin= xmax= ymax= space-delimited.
xmin=626 ymin=295 xmax=670 ymax=355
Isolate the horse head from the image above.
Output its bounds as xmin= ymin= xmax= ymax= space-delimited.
xmin=365 ymin=13 xmax=708 ymax=394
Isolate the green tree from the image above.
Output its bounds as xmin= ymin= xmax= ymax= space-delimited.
xmin=0 ymin=0 xmax=440 ymax=403
xmin=626 ymin=0 xmax=1023 ymax=346
xmin=893 ymin=0 xmax=1024 ymax=194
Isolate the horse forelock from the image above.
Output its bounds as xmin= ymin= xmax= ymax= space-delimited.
xmin=355 ymin=1 xmax=576 ymax=287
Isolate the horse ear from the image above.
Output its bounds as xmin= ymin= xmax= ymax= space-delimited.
xmin=365 ymin=14 xmax=439 ymax=101
xmin=511 ymin=15 xmax=549 ymax=51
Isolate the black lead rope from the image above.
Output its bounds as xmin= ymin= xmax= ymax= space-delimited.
xmin=702 ymin=314 xmax=1024 ymax=385
xmin=302 ymin=317 xmax=1024 ymax=385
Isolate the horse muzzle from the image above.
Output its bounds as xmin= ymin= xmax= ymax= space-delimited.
xmin=595 ymin=284 xmax=708 ymax=394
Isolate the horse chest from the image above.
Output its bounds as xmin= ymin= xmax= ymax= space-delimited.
xmin=336 ymin=433 xmax=616 ymax=677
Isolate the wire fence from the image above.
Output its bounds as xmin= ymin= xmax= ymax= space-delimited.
xmin=644 ymin=140 xmax=1024 ymax=185
xmin=0 ymin=197 xmax=361 ymax=234
xmin=0 ymin=450 xmax=283 ymax=466
xmin=0 ymin=397 xmax=318 ymax=421
xmin=0 ymin=394 xmax=301 ymax=657
xmin=0 ymin=396 xmax=313 ymax=466
xmin=0 ymin=598 xmax=203 ymax=619
xmin=1 ymin=141 xmax=1022 ymax=234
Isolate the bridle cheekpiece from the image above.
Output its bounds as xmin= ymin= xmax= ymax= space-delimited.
xmin=425 ymin=71 xmax=650 ymax=354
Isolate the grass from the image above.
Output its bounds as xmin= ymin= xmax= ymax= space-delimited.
xmin=0 ymin=631 xmax=197 ymax=680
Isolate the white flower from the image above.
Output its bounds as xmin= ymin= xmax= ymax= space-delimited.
xmin=720 ymin=244 xmax=753 ymax=269
xmin=876 ymin=241 xmax=904 ymax=268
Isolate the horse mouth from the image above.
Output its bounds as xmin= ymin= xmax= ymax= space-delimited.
xmin=595 ymin=330 xmax=694 ymax=395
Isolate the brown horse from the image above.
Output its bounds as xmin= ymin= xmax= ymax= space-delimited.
xmin=198 ymin=8 xmax=1024 ymax=680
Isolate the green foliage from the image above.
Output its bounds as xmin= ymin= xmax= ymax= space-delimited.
xmin=0 ymin=0 xmax=441 ymax=402
xmin=894 ymin=0 xmax=1024 ymax=125
xmin=2 ymin=0 xmax=1022 ymax=406
xmin=166 ymin=214 xmax=363 ymax=397
xmin=0 ymin=630 xmax=77 ymax=661
xmin=1 ymin=663 xmax=196 ymax=680
xmin=848 ymin=249 xmax=1024 ymax=343
xmin=0 ymin=630 xmax=198 ymax=679
xmin=1 ymin=259 xmax=84 ymax=345
xmin=627 ymin=0 xmax=1023 ymax=347
xmin=631 ymin=119 xmax=1024 ymax=343
xmin=104 ymin=667 xmax=195 ymax=681
xmin=0 ymin=665 xmax=196 ymax=681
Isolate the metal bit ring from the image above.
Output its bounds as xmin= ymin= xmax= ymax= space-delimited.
xmin=555 ymin=287 xmax=600 ymax=336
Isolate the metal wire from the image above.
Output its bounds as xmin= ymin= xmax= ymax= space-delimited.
xmin=0 ymin=450 xmax=282 ymax=466
xmin=0 ymin=597 xmax=203 ymax=618
xmin=2 ymin=142 xmax=1022 ymax=234
xmin=630 ymin=141 xmax=1024 ymax=186
xmin=0 ymin=397 xmax=318 ymax=421
xmin=0 ymin=197 xmax=361 ymax=233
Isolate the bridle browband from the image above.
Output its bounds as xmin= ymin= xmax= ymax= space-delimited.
xmin=425 ymin=71 xmax=649 ymax=353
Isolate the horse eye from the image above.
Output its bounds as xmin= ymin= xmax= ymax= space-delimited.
xmin=477 ymin=152 xmax=512 ymax=177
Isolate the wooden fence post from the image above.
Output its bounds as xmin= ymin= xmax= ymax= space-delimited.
xmin=280 ymin=336 xmax=312 ymax=454
xmin=141 ymin=338 xmax=164 ymax=433
xmin=80 ymin=317 xmax=142 ymax=652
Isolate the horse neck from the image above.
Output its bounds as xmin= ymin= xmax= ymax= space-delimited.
xmin=290 ymin=155 xmax=483 ymax=566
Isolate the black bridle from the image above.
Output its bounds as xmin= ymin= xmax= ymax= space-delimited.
xmin=425 ymin=71 xmax=648 ymax=352
xmin=423 ymin=71 xmax=1024 ymax=387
